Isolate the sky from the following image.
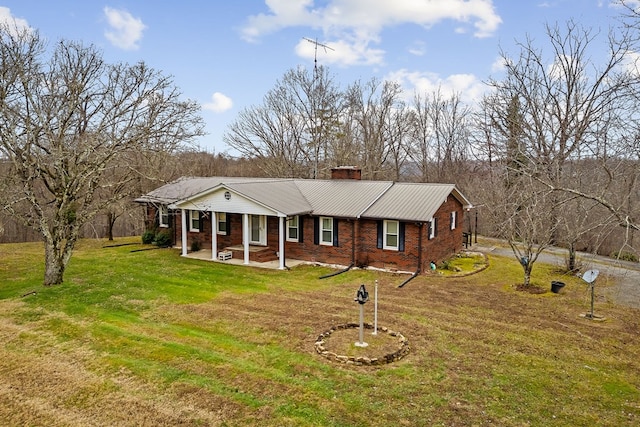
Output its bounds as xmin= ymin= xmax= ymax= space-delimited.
xmin=0 ymin=1 xmax=628 ymax=154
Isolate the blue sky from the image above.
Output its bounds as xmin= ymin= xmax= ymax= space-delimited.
xmin=0 ymin=1 xmax=625 ymax=154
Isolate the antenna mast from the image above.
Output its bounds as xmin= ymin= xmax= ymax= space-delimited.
xmin=303 ymin=37 xmax=334 ymax=77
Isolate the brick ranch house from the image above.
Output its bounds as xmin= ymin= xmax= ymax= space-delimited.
xmin=135 ymin=167 xmax=473 ymax=274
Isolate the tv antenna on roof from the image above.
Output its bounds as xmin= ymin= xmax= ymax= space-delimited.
xmin=303 ymin=37 xmax=334 ymax=77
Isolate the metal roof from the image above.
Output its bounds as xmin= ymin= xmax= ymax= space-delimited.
xmin=221 ymin=180 xmax=313 ymax=216
xmin=362 ymin=183 xmax=471 ymax=222
xmin=292 ymin=179 xmax=393 ymax=218
xmin=133 ymin=176 xmax=280 ymax=205
xmin=136 ymin=176 xmax=472 ymax=221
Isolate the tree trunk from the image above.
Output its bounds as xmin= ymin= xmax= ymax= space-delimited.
xmin=42 ymin=234 xmax=77 ymax=286
xmin=523 ymin=265 xmax=532 ymax=287
xmin=107 ymin=211 xmax=116 ymax=241
xmin=567 ymin=241 xmax=577 ymax=272
xmin=43 ymin=239 xmax=65 ymax=286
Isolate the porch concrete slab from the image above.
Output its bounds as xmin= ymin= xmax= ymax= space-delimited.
xmin=181 ymin=248 xmax=306 ymax=270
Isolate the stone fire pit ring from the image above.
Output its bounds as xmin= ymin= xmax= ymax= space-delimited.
xmin=314 ymin=322 xmax=410 ymax=366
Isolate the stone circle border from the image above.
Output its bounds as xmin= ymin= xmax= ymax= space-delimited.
xmin=314 ymin=322 xmax=410 ymax=366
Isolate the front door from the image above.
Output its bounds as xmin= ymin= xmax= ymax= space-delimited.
xmin=249 ymin=215 xmax=266 ymax=245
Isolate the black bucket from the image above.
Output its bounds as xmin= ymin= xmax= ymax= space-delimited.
xmin=551 ymin=281 xmax=565 ymax=293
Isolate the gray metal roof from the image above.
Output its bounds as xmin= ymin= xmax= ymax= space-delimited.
xmin=293 ymin=179 xmax=393 ymax=218
xmin=133 ymin=176 xmax=279 ymax=205
xmin=136 ymin=176 xmax=472 ymax=221
xmin=222 ymin=180 xmax=313 ymax=216
xmin=362 ymin=183 xmax=471 ymax=222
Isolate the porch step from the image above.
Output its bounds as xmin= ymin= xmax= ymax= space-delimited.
xmin=228 ymin=247 xmax=278 ymax=263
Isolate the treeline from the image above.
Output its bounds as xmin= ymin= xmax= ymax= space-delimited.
xmin=2 ymin=14 xmax=639 ymax=267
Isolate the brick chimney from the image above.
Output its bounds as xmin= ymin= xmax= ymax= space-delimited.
xmin=331 ymin=166 xmax=361 ymax=180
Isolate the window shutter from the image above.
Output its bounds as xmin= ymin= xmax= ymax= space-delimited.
xmin=313 ymin=217 xmax=319 ymax=245
xmin=333 ymin=218 xmax=339 ymax=247
xmin=199 ymin=211 xmax=204 ymax=232
xmin=226 ymin=214 xmax=231 ymax=235
xmin=434 ymin=218 xmax=438 ymax=237
xmin=377 ymin=221 xmax=383 ymax=249
xmin=298 ymin=216 xmax=304 ymax=242
xmin=399 ymin=222 xmax=405 ymax=252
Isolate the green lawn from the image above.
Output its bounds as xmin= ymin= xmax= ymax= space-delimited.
xmin=0 ymin=237 xmax=638 ymax=426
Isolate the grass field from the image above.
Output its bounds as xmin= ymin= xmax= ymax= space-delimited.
xmin=0 ymin=237 xmax=638 ymax=426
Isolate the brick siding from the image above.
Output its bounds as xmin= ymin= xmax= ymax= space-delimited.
xmin=145 ymin=195 xmax=466 ymax=274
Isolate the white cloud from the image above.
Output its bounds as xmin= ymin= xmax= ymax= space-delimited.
xmin=103 ymin=7 xmax=146 ymax=50
xmin=0 ymin=7 xmax=32 ymax=35
xmin=242 ymin=0 xmax=502 ymax=66
xmin=203 ymin=92 xmax=233 ymax=113
xmin=491 ymin=55 xmax=507 ymax=73
xmin=407 ymin=40 xmax=426 ymax=56
xmin=385 ymin=68 xmax=487 ymax=104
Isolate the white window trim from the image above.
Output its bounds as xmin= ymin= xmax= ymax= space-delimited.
xmin=320 ymin=216 xmax=333 ymax=246
xmin=287 ymin=216 xmax=299 ymax=242
xmin=249 ymin=214 xmax=267 ymax=245
xmin=451 ymin=211 xmax=457 ymax=230
xmin=189 ymin=210 xmax=200 ymax=232
xmin=429 ymin=217 xmax=437 ymax=239
xmin=383 ymin=220 xmax=399 ymax=251
xmin=159 ymin=205 xmax=169 ymax=228
xmin=217 ymin=212 xmax=227 ymax=235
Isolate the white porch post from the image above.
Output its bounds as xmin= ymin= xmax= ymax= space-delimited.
xmin=243 ymin=213 xmax=250 ymax=264
xmin=211 ymin=211 xmax=217 ymax=260
xmin=181 ymin=209 xmax=187 ymax=256
xmin=278 ymin=216 xmax=285 ymax=270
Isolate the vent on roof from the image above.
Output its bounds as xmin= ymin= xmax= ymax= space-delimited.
xmin=331 ymin=166 xmax=361 ymax=180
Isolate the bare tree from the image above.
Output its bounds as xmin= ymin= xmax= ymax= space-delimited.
xmin=481 ymin=19 xmax=640 ymax=265
xmin=224 ymin=66 xmax=342 ymax=178
xmin=487 ymin=172 xmax=561 ymax=287
xmin=0 ymin=26 xmax=204 ymax=285
xmin=407 ymin=90 xmax=472 ymax=183
xmin=341 ymin=78 xmax=405 ymax=180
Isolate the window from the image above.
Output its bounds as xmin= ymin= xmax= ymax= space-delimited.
xmin=384 ymin=220 xmax=399 ymax=250
xmin=320 ymin=217 xmax=333 ymax=245
xmin=287 ymin=216 xmax=299 ymax=242
xmin=429 ymin=217 xmax=437 ymax=239
xmin=450 ymin=211 xmax=457 ymax=230
xmin=159 ymin=205 xmax=169 ymax=228
xmin=217 ymin=212 xmax=227 ymax=235
xmin=189 ymin=210 xmax=200 ymax=232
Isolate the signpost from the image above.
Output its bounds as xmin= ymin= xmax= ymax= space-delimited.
xmin=581 ymin=269 xmax=600 ymax=320
xmin=372 ymin=280 xmax=378 ymax=336
xmin=354 ymin=284 xmax=369 ymax=347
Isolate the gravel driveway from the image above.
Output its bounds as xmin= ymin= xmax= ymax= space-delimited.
xmin=472 ymin=238 xmax=640 ymax=309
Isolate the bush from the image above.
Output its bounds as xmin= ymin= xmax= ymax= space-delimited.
xmin=610 ymin=251 xmax=639 ymax=263
xmin=190 ymin=240 xmax=201 ymax=252
xmin=153 ymin=229 xmax=173 ymax=248
xmin=141 ymin=229 xmax=155 ymax=244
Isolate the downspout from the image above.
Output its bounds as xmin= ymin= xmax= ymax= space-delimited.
xmin=319 ymin=263 xmax=353 ymax=279
xmin=398 ymin=222 xmax=423 ymax=288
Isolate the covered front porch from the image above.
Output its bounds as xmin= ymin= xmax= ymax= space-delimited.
xmin=174 ymin=182 xmax=300 ymax=270
xmin=180 ymin=245 xmax=307 ymax=270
